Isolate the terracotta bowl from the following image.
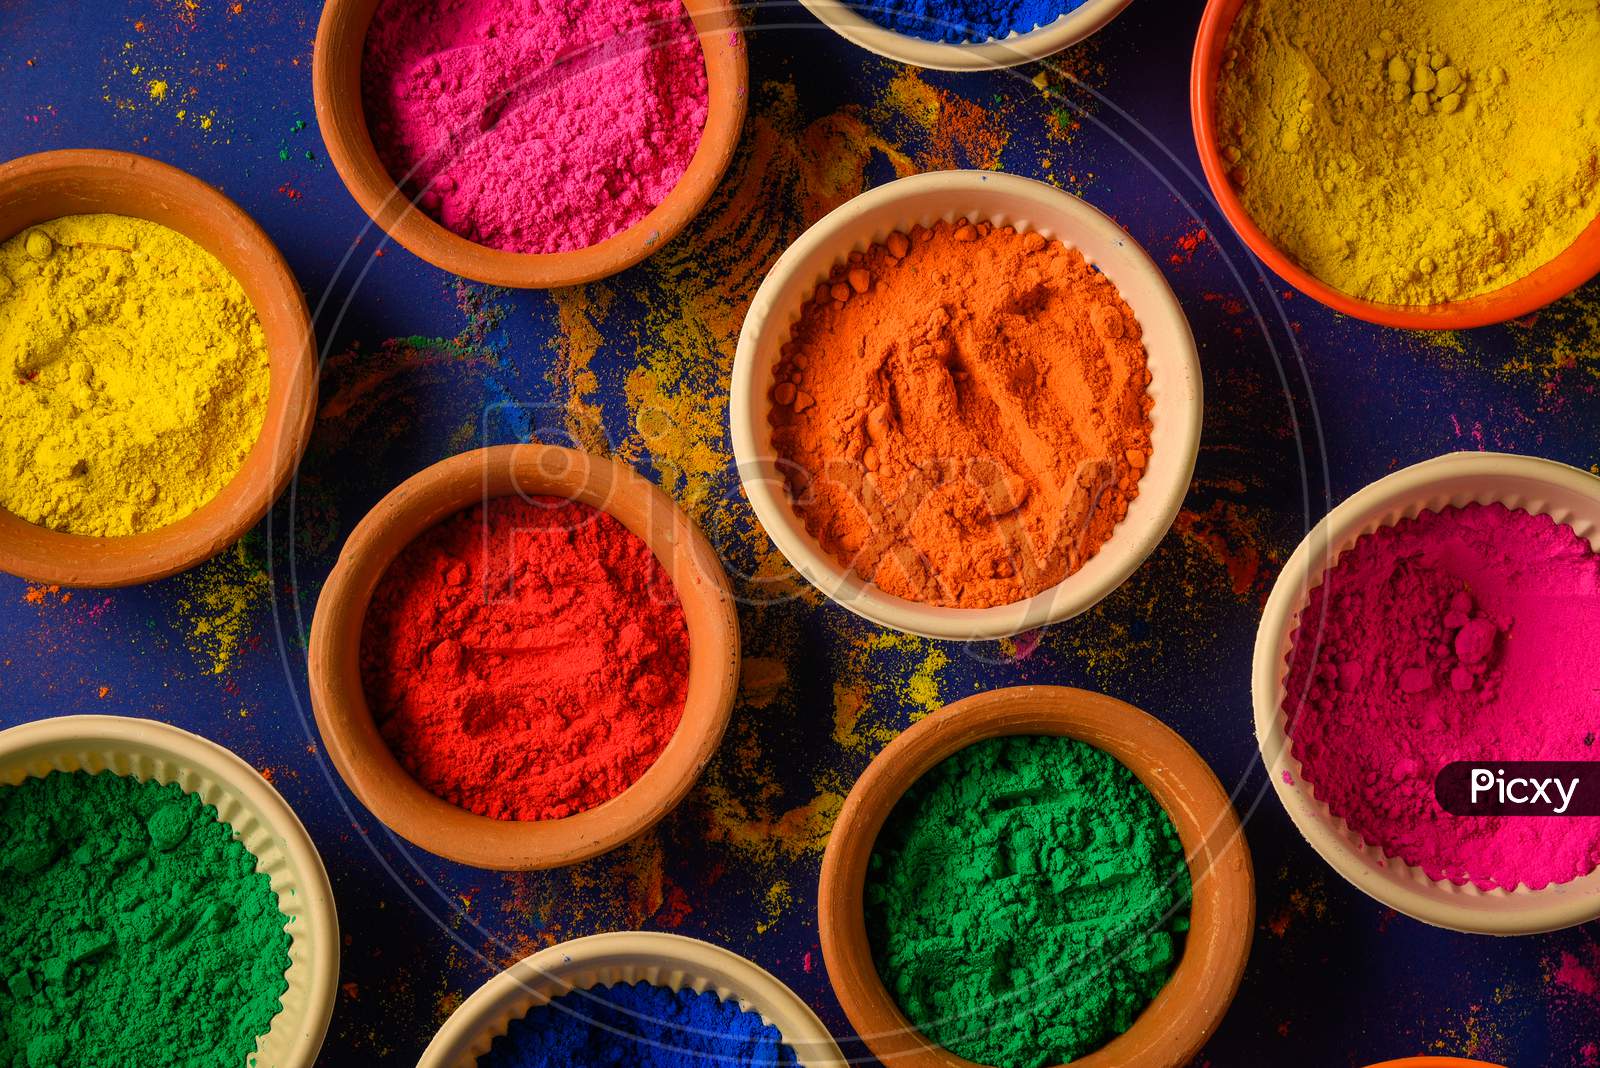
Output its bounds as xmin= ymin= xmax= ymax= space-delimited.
xmin=0 ymin=150 xmax=316 ymax=587
xmin=312 ymin=0 xmax=748 ymax=288
xmin=307 ymin=444 xmax=739 ymax=870
xmin=1191 ymin=0 xmax=1600 ymax=329
xmin=818 ymin=685 xmax=1254 ymax=1068
xmin=1363 ymin=1060 xmax=1505 ymax=1068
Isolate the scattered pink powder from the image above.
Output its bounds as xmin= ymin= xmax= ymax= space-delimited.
xmin=361 ymin=0 xmax=709 ymax=254
xmin=1284 ymin=503 xmax=1600 ymax=891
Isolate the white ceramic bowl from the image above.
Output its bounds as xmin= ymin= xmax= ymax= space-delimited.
xmin=1252 ymin=451 xmax=1600 ymax=935
xmin=0 ymin=715 xmax=339 ymax=1065
xmin=417 ymin=931 xmax=845 ymax=1067
xmin=797 ymin=0 xmax=1133 ymax=71
xmin=731 ymin=170 xmax=1202 ymax=640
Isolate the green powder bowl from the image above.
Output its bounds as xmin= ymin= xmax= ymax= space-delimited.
xmin=0 ymin=715 xmax=339 ymax=1068
xmin=819 ymin=686 xmax=1255 ymax=1068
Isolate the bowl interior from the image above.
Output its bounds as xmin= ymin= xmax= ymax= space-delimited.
xmin=796 ymin=0 xmax=1134 ymax=71
xmin=312 ymin=0 xmax=747 ymax=288
xmin=732 ymin=170 xmax=1201 ymax=640
xmin=418 ymin=932 xmax=845 ymax=1068
xmin=0 ymin=715 xmax=337 ymax=1068
xmin=1254 ymin=452 xmax=1600 ymax=933
xmin=1191 ymin=0 xmax=1600 ymax=329
xmin=0 ymin=150 xmax=315 ymax=587
xmin=308 ymin=445 xmax=738 ymax=870
xmin=818 ymin=686 xmax=1253 ymax=1068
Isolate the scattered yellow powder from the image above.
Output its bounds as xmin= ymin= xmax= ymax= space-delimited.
xmin=0 ymin=214 xmax=270 ymax=535
xmin=1216 ymin=0 xmax=1600 ymax=305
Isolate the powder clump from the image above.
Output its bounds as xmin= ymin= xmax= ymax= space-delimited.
xmin=361 ymin=495 xmax=690 ymax=821
xmin=770 ymin=219 xmax=1153 ymax=609
xmin=1284 ymin=503 xmax=1600 ymax=890
xmin=479 ymin=981 xmax=798 ymax=1066
xmin=0 ymin=214 xmax=270 ymax=536
xmin=865 ymin=735 xmax=1191 ymax=1068
xmin=0 ymin=770 xmax=292 ymax=1068
xmin=362 ymin=0 xmax=709 ymax=255
xmin=1214 ymin=0 xmax=1600 ymax=304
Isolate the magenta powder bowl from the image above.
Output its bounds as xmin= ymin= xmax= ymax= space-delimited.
xmin=359 ymin=0 xmax=710 ymax=256
xmin=1253 ymin=452 xmax=1600 ymax=935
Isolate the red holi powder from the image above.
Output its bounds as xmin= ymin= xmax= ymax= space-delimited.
xmin=1554 ymin=950 xmax=1599 ymax=999
xmin=360 ymin=496 xmax=689 ymax=821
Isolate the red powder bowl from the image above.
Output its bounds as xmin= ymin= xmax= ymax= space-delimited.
xmin=308 ymin=445 xmax=739 ymax=870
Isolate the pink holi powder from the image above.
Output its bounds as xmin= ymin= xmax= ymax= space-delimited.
xmin=1284 ymin=503 xmax=1600 ymax=891
xmin=361 ymin=0 xmax=709 ymax=255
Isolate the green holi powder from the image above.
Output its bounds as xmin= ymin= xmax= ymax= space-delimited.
xmin=865 ymin=735 xmax=1191 ymax=1068
xmin=0 ymin=771 xmax=292 ymax=1068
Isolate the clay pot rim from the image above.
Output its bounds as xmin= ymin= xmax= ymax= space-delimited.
xmin=1191 ymin=0 xmax=1600 ymax=329
xmin=818 ymin=685 xmax=1254 ymax=1068
xmin=311 ymin=0 xmax=749 ymax=288
xmin=307 ymin=444 xmax=740 ymax=871
xmin=1252 ymin=450 xmax=1600 ymax=933
xmin=0 ymin=149 xmax=317 ymax=587
xmin=796 ymin=0 xmax=1132 ymax=72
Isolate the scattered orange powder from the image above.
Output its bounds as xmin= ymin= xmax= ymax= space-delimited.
xmin=769 ymin=219 xmax=1153 ymax=608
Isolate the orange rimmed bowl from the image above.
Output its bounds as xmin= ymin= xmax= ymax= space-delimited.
xmin=312 ymin=0 xmax=747 ymax=288
xmin=307 ymin=445 xmax=739 ymax=870
xmin=818 ymin=685 xmax=1254 ymax=1068
xmin=0 ymin=150 xmax=317 ymax=587
xmin=1190 ymin=0 xmax=1600 ymax=329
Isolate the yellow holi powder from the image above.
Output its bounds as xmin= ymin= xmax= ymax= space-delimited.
xmin=0 ymin=214 xmax=269 ymax=536
xmin=1216 ymin=0 xmax=1600 ymax=305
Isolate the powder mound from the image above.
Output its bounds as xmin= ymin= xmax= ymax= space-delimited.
xmin=865 ymin=735 xmax=1191 ymax=1068
xmin=480 ymin=981 xmax=799 ymax=1066
xmin=0 ymin=771 xmax=292 ymax=1068
xmin=845 ymin=0 xmax=1090 ymax=43
xmin=769 ymin=219 xmax=1153 ymax=609
xmin=1214 ymin=0 xmax=1600 ymax=305
xmin=0 ymin=214 xmax=270 ymax=536
xmin=361 ymin=495 xmax=690 ymax=822
xmin=361 ymin=0 xmax=709 ymax=255
xmin=1284 ymin=503 xmax=1600 ymax=890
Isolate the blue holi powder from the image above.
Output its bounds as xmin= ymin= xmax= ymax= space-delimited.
xmin=478 ymin=981 xmax=800 ymax=1067
xmin=845 ymin=0 xmax=1091 ymax=43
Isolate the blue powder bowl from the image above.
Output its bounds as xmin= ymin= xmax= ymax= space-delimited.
xmin=798 ymin=0 xmax=1133 ymax=69
xmin=418 ymin=932 xmax=846 ymax=1068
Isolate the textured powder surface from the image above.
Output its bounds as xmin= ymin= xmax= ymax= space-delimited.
xmin=769 ymin=220 xmax=1153 ymax=608
xmin=1214 ymin=0 xmax=1600 ymax=305
xmin=865 ymin=735 xmax=1191 ymax=1068
xmin=845 ymin=0 xmax=1090 ymax=43
xmin=1284 ymin=504 xmax=1600 ymax=890
xmin=361 ymin=496 xmax=690 ymax=822
xmin=479 ymin=982 xmax=799 ymax=1067
xmin=0 ymin=214 xmax=270 ymax=536
xmin=0 ymin=771 xmax=291 ymax=1068
xmin=362 ymin=0 xmax=709 ymax=255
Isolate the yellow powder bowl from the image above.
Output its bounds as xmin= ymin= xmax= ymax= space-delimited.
xmin=1191 ymin=0 xmax=1600 ymax=329
xmin=0 ymin=150 xmax=316 ymax=587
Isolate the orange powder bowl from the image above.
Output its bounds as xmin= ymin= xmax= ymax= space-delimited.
xmin=731 ymin=171 xmax=1202 ymax=640
xmin=313 ymin=0 xmax=747 ymax=288
xmin=1191 ymin=0 xmax=1600 ymax=329
xmin=307 ymin=445 xmax=740 ymax=870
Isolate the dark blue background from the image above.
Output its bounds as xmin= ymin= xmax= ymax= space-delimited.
xmin=1 ymin=1 xmax=1597 ymax=1064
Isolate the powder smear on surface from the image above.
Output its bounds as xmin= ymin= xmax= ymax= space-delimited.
xmin=1215 ymin=0 xmax=1600 ymax=305
xmin=0 ymin=770 xmax=291 ymax=1068
xmin=1285 ymin=503 xmax=1600 ymax=890
xmin=770 ymin=220 xmax=1153 ymax=608
xmin=361 ymin=495 xmax=690 ymax=821
xmin=362 ymin=0 xmax=709 ymax=255
xmin=479 ymin=982 xmax=798 ymax=1067
xmin=866 ymin=735 xmax=1191 ymax=1068
xmin=0 ymin=214 xmax=270 ymax=536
